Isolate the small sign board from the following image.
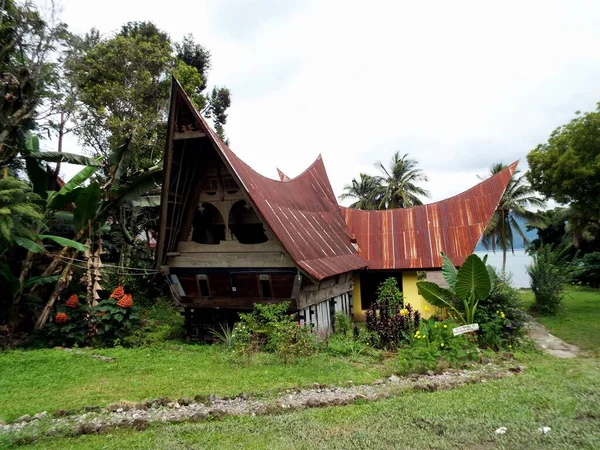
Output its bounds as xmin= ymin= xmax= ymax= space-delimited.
xmin=452 ymin=323 xmax=479 ymax=336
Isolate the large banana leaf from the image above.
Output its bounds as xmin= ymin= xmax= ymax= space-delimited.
xmin=416 ymin=281 xmax=465 ymax=322
xmin=32 ymin=152 xmax=101 ymax=167
xmin=47 ymin=166 xmax=99 ymax=209
xmin=24 ymin=275 xmax=61 ymax=289
xmin=72 ymin=184 xmax=103 ymax=233
xmin=115 ymin=168 xmax=161 ymax=205
xmin=109 ymin=139 xmax=133 ymax=189
xmin=455 ymin=254 xmax=492 ymax=302
xmin=441 ymin=252 xmax=458 ymax=290
xmin=14 ymin=236 xmax=44 ymax=253
xmin=38 ymin=234 xmax=89 ymax=252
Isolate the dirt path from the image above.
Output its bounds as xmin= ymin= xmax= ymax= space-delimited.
xmin=527 ymin=320 xmax=579 ymax=358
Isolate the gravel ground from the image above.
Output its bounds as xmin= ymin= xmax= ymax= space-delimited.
xmin=0 ymin=363 xmax=523 ymax=441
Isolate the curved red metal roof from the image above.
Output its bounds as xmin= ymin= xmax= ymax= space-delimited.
xmin=184 ymin=91 xmax=366 ymax=280
xmin=158 ymin=79 xmax=516 ymax=277
xmin=341 ymin=161 xmax=518 ymax=269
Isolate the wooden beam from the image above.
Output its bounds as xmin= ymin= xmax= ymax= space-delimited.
xmin=173 ymin=130 xmax=206 ymax=140
xmin=181 ymin=296 xmax=298 ymax=310
xmin=297 ymin=278 xmax=354 ymax=309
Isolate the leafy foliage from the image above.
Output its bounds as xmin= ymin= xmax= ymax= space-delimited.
xmin=0 ymin=176 xmax=43 ymax=247
xmin=527 ymin=106 xmax=600 ymax=216
xmin=397 ymin=318 xmax=480 ymax=375
xmin=418 ymin=253 xmax=495 ymax=324
xmin=365 ymin=278 xmax=421 ymax=350
xmin=42 ymin=289 xmax=140 ymax=347
xmin=576 ymin=252 xmax=600 ymax=288
xmin=475 ymin=272 xmax=527 ymax=348
xmin=233 ymin=303 xmax=317 ymax=362
xmin=527 ymin=244 xmax=578 ymax=314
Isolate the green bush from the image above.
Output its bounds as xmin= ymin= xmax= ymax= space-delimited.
xmin=576 ymin=252 xmax=600 ymax=288
xmin=365 ymin=277 xmax=420 ymax=350
xmin=397 ymin=318 xmax=479 ymax=374
xmin=121 ymin=299 xmax=183 ymax=347
xmin=42 ymin=293 xmax=141 ymax=347
xmin=527 ymin=244 xmax=577 ymax=314
xmin=233 ymin=302 xmax=317 ymax=362
xmin=333 ymin=311 xmax=353 ymax=337
xmin=475 ymin=273 xmax=527 ymax=348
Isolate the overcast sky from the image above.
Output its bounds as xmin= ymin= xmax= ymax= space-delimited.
xmin=37 ymin=0 xmax=600 ymax=203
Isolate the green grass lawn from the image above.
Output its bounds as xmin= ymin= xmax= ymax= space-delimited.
xmin=520 ymin=287 xmax=600 ymax=353
xmin=0 ymin=345 xmax=394 ymax=422
xmin=2 ymin=288 xmax=600 ymax=449
xmin=5 ymin=353 xmax=600 ymax=450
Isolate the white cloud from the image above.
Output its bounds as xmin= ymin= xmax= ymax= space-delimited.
xmin=39 ymin=0 xmax=600 ymax=204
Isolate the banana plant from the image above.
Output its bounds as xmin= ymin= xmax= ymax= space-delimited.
xmin=417 ymin=252 xmax=496 ymax=324
xmin=29 ymin=138 xmax=163 ymax=329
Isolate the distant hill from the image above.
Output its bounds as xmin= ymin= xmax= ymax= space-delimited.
xmin=475 ymin=216 xmax=537 ymax=251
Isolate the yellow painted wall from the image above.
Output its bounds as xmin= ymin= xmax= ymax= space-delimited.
xmin=352 ymin=271 xmax=435 ymax=322
xmin=352 ymin=272 xmax=366 ymax=321
xmin=402 ymin=271 xmax=435 ymax=318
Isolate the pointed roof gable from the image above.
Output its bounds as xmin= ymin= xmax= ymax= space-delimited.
xmin=341 ymin=162 xmax=519 ymax=269
xmin=156 ymin=79 xmax=366 ymax=280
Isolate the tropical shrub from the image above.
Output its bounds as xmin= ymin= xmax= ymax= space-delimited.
xmin=475 ymin=273 xmax=527 ymax=348
xmin=398 ymin=318 xmax=479 ymax=374
xmin=365 ymin=278 xmax=420 ymax=350
xmin=41 ymin=286 xmax=140 ymax=347
xmin=527 ymin=244 xmax=577 ymax=314
xmin=576 ymin=252 xmax=600 ymax=288
xmin=417 ymin=252 xmax=495 ymax=324
xmin=233 ymin=302 xmax=317 ymax=362
xmin=333 ymin=311 xmax=353 ymax=337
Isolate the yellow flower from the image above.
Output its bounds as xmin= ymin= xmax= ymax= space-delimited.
xmin=440 ymin=343 xmax=445 ymax=347
xmin=416 ymin=330 xmax=420 ymax=335
xmin=500 ymin=312 xmax=505 ymax=319
xmin=443 ymin=324 xmax=448 ymax=329
xmin=399 ymin=308 xmax=409 ymax=317
xmin=424 ymin=305 xmax=430 ymax=313
xmin=496 ymin=310 xmax=500 ymax=314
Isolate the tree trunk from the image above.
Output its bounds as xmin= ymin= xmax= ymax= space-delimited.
xmin=502 ymin=249 xmax=507 ymax=274
xmin=35 ymin=259 xmax=74 ymax=330
xmin=9 ymin=250 xmax=35 ymax=329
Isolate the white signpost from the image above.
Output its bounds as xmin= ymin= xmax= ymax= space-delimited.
xmin=452 ymin=323 xmax=479 ymax=336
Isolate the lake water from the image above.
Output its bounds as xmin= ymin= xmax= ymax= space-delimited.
xmin=475 ymin=249 xmax=532 ymax=288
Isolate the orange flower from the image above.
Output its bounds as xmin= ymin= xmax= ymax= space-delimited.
xmin=110 ymin=286 xmax=125 ymax=299
xmin=55 ymin=312 xmax=68 ymax=324
xmin=117 ymin=294 xmax=133 ymax=308
xmin=65 ymin=294 xmax=79 ymax=308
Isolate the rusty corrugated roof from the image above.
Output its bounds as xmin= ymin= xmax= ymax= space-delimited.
xmin=167 ymin=80 xmax=366 ymax=280
xmin=157 ymin=79 xmax=516 ymax=278
xmin=341 ymin=162 xmax=518 ymax=269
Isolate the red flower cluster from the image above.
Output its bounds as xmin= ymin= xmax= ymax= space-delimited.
xmin=117 ymin=294 xmax=133 ymax=308
xmin=55 ymin=312 xmax=68 ymax=324
xmin=110 ymin=286 xmax=125 ymax=299
xmin=65 ymin=294 xmax=79 ymax=308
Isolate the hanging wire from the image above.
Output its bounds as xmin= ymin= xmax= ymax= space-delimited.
xmin=55 ymin=254 xmax=161 ymax=276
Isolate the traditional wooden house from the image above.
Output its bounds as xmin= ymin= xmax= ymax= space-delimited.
xmin=155 ymin=79 xmax=517 ymax=341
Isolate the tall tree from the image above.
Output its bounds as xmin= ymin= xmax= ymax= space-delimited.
xmin=527 ymin=106 xmax=600 ymax=246
xmin=0 ymin=0 xmax=70 ymax=167
xmin=375 ymin=152 xmax=430 ymax=209
xmin=481 ymin=163 xmax=545 ymax=272
xmin=68 ymin=25 xmax=231 ymax=170
xmin=339 ymin=173 xmax=382 ymax=210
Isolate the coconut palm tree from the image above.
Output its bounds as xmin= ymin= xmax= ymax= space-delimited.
xmin=480 ymin=162 xmax=545 ymax=272
xmin=376 ymin=152 xmax=430 ymax=209
xmin=339 ymin=173 xmax=383 ymax=210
